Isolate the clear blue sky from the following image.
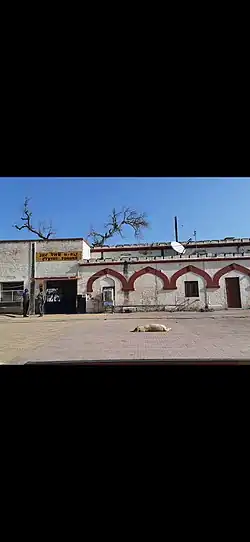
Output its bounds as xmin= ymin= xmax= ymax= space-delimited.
xmin=0 ymin=178 xmax=249 ymax=244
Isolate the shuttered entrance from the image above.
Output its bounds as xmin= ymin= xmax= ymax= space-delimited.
xmin=45 ymin=279 xmax=77 ymax=314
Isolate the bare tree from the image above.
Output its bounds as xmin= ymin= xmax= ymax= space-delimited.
xmin=88 ymin=207 xmax=149 ymax=247
xmin=14 ymin=197 xmax=55 ymax=240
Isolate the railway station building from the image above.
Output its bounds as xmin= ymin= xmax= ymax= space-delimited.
xmin=1 ymin=236 xmax=250 ymax=314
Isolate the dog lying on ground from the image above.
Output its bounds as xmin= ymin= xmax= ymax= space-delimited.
xmin=131 ymin=324 xmax=172 ymax=333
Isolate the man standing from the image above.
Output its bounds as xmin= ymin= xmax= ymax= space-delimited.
xmin=37 ymin=286 xmax=45 ymax=317
xmin=22 ymin=288 xmax=30 ymax=318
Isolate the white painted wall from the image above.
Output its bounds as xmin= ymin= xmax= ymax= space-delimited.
xmin=85 ymin=275 xmax=124 ymax=313
xmin=36 ymin=260 xmax=80 ymax=278
xmin=1 ymin=239 xmax=250 ymax=313
xmin=173 ymin=272 xmax=206 ymax=310
xmin=82 ymin=240 xmax=91 ymax=260
xmin=128 ymin=274 xmax=170 ymax=307
xmin=208 ymin=270 xmax=250 ymax=309
xmin=35 ymin=239 xmax=84 ymax=278
xmin=91 ymin=251 xmax=102 ymax=260
xmin=37 ymin=239 xmax=84 ymax=252
xmin=91 ymin=249 xmax=164 ymax=260
xmin=0 ymin=238 xmax=87 ymax=297
xmin=0 ymin=241 xmax=30 ymax=289
xmin=90 ymin=243 xmax=250 ymax=260
xmin=79 ymin=263 xmax=126 ymax=291
xmin=181 ymin=246 xmax=250 ymax=257
xmin=79 ymin=258 xmax=250 ymax=312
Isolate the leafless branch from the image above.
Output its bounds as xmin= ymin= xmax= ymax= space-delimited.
xmin=14 ymin=197 xmax=56 ymax=240
xmin=88 ymin=207 xmax=149 ymax=247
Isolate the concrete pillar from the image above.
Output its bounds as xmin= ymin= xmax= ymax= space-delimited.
xmin=29 ymin=242 xmax=36 ymax=315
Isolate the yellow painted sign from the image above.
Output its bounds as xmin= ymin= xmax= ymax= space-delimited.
xmin=36 ymin=251 xmax=82 ymax=262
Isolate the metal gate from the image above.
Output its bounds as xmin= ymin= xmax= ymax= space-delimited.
xmin=45 ymin=280 xmax=77 ymax=314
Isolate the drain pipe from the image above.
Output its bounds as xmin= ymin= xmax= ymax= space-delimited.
xmin=30 ymin=242 xmax=36 ymax=315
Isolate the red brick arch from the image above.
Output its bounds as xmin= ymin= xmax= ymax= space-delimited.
xmin=212 ymin=263 xmax=250 ymax=288
xmin=169 ymin=265 xmax=214 ymax=290
xmin=86 ymin=268 xmax=129 ymax=293
xmin=127 ymin=266 xmax=170 ymax=291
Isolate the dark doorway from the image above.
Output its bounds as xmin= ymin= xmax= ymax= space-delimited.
xmin=225 ymin=277 xmax=241 ymax=308
xmin=45 ymin=280 xmax=77 ymax=314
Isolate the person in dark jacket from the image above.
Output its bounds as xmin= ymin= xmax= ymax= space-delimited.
xmin=22 ymin=288 xmax=30 ymax=317
xmin=37 ymin=286 xmax=45 ymax=317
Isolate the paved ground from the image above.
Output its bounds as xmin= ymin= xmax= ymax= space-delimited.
xmin=0 ymin=310 xmax=250 ymax=363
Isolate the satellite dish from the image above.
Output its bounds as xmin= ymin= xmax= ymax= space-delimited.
xmin=171 ymin=241 xmax=186 ymax=255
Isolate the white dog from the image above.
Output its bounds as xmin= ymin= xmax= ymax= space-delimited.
xmin=131 ymin=324 xmax=171 ymax=333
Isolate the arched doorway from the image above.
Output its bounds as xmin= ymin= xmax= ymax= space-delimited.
xmin=100 ymin=277 xmax=115 ymax=312
xmin=212 ymin=263 xmax=250 ymax=309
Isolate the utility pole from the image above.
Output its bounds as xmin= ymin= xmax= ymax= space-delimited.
xmin=174 ymin=216 xmax=178 ymax=242
xmin=194 ymin=230 xmax=197 ymax=254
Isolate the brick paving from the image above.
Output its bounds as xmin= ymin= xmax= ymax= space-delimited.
xmin=0 ymin=311 xmax=250 ymax=363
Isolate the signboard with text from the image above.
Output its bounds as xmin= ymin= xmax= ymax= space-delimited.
xmin=36 ymin=251 xmax=82 ymax=262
